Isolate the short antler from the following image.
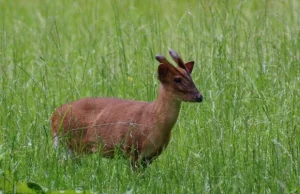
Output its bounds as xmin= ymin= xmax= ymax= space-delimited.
xmin=155 ymin=55 xmax=173 ymax=66
xmin=169 ymin=50 xmax=186 ymax=70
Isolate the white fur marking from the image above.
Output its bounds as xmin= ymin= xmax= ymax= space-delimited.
xmin=53 ymin=133 xmax=59 ymax=149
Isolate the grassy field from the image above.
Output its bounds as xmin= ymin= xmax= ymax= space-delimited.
xmin=0 ymin=0 xmax=299 ymax=193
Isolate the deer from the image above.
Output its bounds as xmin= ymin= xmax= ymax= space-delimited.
xmin=51 ymin=49 xmax=203 ymax=169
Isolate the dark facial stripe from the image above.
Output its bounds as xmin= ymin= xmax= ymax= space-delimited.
xmin=174 ymin=68 xmax=191 ymax=81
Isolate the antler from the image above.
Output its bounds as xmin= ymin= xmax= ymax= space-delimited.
xmin=169 ymin=50 xmax=186 ymax=70
xmin=156 ymin=50 xmax=189 ymax=73
xmin=155 ymin=55 xmax=173 ymax=66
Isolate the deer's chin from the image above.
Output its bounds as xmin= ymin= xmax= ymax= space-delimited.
xmin=176 ymin=94 xmax=203 ymax=103
xmin=176 ymin=97 xmax=200 ymax=103
xmin=186 ymin=99 xmax=202 ymax=103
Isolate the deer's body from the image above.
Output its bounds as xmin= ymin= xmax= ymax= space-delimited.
xmin=51 ymin=50 xmax=202 ymax=169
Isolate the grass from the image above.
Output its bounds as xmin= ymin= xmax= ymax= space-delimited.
xmin=0 ymin=0 xmax=299 ymax=193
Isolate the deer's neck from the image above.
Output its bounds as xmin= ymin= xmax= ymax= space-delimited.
xmin=151 ymin=85 xmax=182 ymax=131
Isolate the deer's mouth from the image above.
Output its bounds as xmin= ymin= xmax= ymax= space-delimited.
xmin=178 ymin=93 xmax=203 ymax=102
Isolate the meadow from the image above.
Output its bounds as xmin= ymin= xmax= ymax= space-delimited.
xmin=0 ymin=0 xmax=299 ymax=193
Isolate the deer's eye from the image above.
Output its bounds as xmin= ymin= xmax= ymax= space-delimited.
xmin=174 ymin=77 xmax=182 ymax=83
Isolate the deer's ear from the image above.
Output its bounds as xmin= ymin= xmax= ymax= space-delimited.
xmin=158 ymin=63 xmax=168 ymax=80
xmin=185 ymin=61 xmax=194 ymax=74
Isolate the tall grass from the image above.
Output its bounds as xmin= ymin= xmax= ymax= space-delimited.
xmin=0 ymin=0 xmax=299 ymax=193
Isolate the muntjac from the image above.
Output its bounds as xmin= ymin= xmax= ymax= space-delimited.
xmin=51 ymin=50 xmax=203 ymax=169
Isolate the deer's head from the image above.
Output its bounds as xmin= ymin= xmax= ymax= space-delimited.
xmin=156 ymin=50 xmax=203 ymax=102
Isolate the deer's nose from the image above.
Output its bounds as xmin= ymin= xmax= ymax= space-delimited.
xmin=195 ymin=93 xmax=203 ymax=102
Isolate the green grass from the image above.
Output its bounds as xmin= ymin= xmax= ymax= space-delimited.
xmin=0 ymin=0 xmax=299 ymax=193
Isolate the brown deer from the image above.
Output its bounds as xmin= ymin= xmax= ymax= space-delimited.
xmin=51 ymin=50 xmax=203 ymax=169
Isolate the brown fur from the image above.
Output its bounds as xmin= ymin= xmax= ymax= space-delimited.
xmin=51 ymin=50 xmax=202 ymax=169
